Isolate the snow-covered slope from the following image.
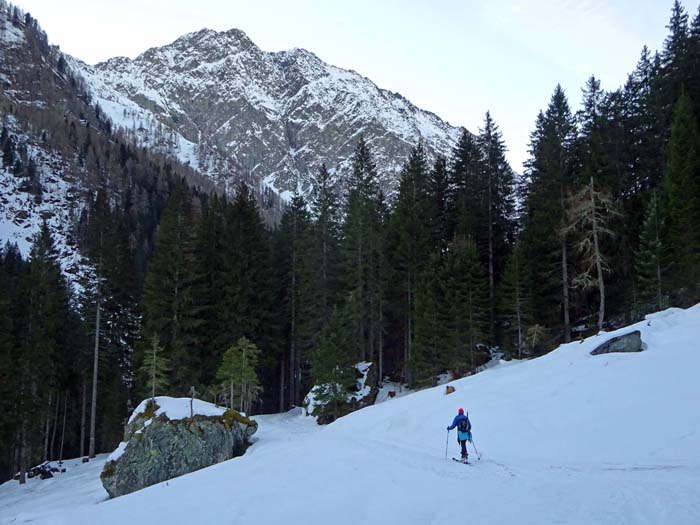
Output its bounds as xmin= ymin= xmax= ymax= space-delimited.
xmin=73 ymin=29 xmax=464 ymax=199
xmin=2 ymin=305 xmax=699 ymax=524
xmin=0 ymin=115 xmax=91 ymax=290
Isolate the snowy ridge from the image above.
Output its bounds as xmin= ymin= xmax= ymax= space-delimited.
xmin=2 ymin=305 xmax=699 ymax=524
xmin=73 ymin=28 xmax=464 ymax=199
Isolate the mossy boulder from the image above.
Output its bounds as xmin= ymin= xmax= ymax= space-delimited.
xmin=101 ymin=397 xmax=257 ymax=498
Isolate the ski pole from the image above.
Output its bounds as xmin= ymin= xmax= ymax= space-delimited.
xmin=470 ymin=434 xmax=481 ymax=460
xmin=445 ymin=429 xmax=450 ymax=459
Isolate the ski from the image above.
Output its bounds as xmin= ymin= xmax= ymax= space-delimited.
xmin=452 ymin=457 xmax=470 ymax=465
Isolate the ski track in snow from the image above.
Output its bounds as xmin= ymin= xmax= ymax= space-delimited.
xmin=1 ymin=306 xmax=700 ymax=524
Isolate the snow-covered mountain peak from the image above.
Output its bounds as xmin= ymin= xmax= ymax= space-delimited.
xmin=75 ymin=27 xmax=464 ymax=199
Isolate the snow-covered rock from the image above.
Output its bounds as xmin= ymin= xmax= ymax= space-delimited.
xmin=304 ymin=361 xmax=378 ymax=424
xmin=590 ymin=330 xmax=643 ymax=355
xmin=100 ymin=397 xmax=257 ymax=498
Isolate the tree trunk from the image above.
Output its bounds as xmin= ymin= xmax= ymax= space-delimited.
xmin=279 ymin=358 xmax=286 ymax=413
xmin=43 ymin=391 xmax=52 ymax=461
xmin=405 ymin=276 xmax=412 ymax=367
xmin=468 ymin=290 xmax=474 ymax=371
xmin=653 ymin=192 xmax=663 ymax=309
xmin=80 ymin=374 xmax=86 ymax=458
xmin=561 ymin=236 xmax=571 ymax=343
xmin=488 ymin=167 xmax=495 ymax=344
xmin=240 ymin=345 xmax=247 ymax=413
xmin=290 ymin=224 xmax=297 ymax=407
xmin=59 ymin=394 xmax=68 ymax=461
xmin=89 ymin=297 xmax=100 ymax=459
xmin=559 ymin=151 xmax=571 ymax=343
xmin=378 ymin=284 xmax=384 ymax=388
xmin=18 ymin=419 xmax=27 ymax=485
xmin=50 ymin=390 xmax=60 ymax=461
xmin=589 ymin=178 xmax=606 ymax=332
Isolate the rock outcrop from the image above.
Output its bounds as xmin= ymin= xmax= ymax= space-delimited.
xmin=590 ymin=331 xmax=643 ymax=356
xmin=101 ymin=397 xmax=257 ymax=498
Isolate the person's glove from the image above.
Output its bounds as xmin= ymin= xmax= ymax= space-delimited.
xmin=446 ymin=426 xmax=450 ymax=431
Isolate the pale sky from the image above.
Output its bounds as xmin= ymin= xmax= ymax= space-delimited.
xmin=17 ymin=0 xmax=700 ymax=172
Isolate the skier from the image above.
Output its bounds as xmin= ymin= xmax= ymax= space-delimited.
xmin=446 ymin=408 xmax=471 ymax=462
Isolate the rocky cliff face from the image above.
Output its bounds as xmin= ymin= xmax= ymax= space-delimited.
xmin=101 ymin=397 xmax=257 ymax=498
xmin=74 ymin=28 xmax=464 ymax=199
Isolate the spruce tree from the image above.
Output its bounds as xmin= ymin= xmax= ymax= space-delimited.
xmin=448 ymin=130 xmax=483 ymax=242
xmin=190 ymin=195 xmax=226 ymax=386
xmin=309 ymin=304 xmax=356 ymax=422
xmin=635 ymin=191 xmax=667 ymax=315
xmin=279 ymin=194 xmax=318 ymax=407
xmin=661 ymin=91 xmax=700 ymax=299
xmin=411 ymin=254 xmax=448 ymax=385
xmin=141 ymin=183 xmax=198 ymax=393
xmin=216 ymin=337 xmax=262 ymax=415
xmin=216 ymin=183 xmax=279 ymax=411
xmin=477 ymin=112 xmax=517 ymax=343
xmin=659 ymin=0 xmax=690 ymax=128
xmin=387 ymin=144 xmax=433 ymax=382
xmin=427 ymin=155 xmax=450 ymax=250
xmin=18 ymin=224 xmax=71 ymax=481
xmin=521 ymin=86 xmax=577 ymax=344
xmin=138 ymin=334 xmax=170 ymax=402
xmin=442 ymin=238 xmax=489 ymax=373
xmin=341 ymin=137 xmax=382 ymax=364
xmin=310 ymin=163 xmax=341 ymax=328
xmin=498 ymin=245 xmax=532 ymax=358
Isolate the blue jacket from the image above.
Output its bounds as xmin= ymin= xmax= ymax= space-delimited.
xmin=447 ymin=413 xmax=471 ymax=432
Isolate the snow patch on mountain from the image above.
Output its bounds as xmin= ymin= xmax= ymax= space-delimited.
xmin=0 ymin=12 xmax=24 ymax=47
xmin=0 ymin=117 xmax=91 ymax=292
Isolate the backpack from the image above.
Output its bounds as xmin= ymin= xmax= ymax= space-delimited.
xmin=457 ymin=416 xmax=471 ymax=433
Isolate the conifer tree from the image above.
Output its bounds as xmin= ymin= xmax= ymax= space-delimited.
xmin=342 ymin=137 xmax=382 ymax=363
xmin=477 ymin=112 xmax=517 ymax=342
xmin=563 ymin=175 xmax=619 ymax=332
xmin=688 ymin=6 xmax=700 ymax=118
xmin=310 ymin=163 xmax=341 ymax=328
xmin=659 ymin=0 xmax=690 ymax=127
xmin=499 ymin=245 xmax=532 ymax=358
xmin=635 ymin=191 xmax=667 ymax=315
xmin=448 ymin=130 xmax=483 ymax=241
xmin=442 ymin=238 xmax=489 ymax=372
xmin=410 ymin=255 xmax=448 ymax=385
xmin=141 ymin=183 xmax=198 ymax=393
xmin=427 ymin=155 xmax=450 ymax=250
xmin=309 ymin=304 xmax=356 ymax=422
xmin=18 ymin=225 xmax=70 ymax=481
xmin=190 ymin=195 xmax=226 ymax=386
xmin=387 ymin=144 xmax=432 ymax=381
xmin=279 ymin=194 xmax=317 ymax=407
xmin=521 ymin=86 xmax=576 ymax=343
xmin=216 ymin=337 xmax=262 ymax=414
xmin=217 ymin=183 xmax=277 ymax=379
xmin=138 ymin=334 xmax=170 ymax=402
xmin=661 ymin=91 xmax=700 ymax=298
xmin=0 ymin=245 xmax=20 ymax=480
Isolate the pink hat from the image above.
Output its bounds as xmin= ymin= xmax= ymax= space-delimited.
xmin=458 ymin=408 xmax=464 ymax=415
